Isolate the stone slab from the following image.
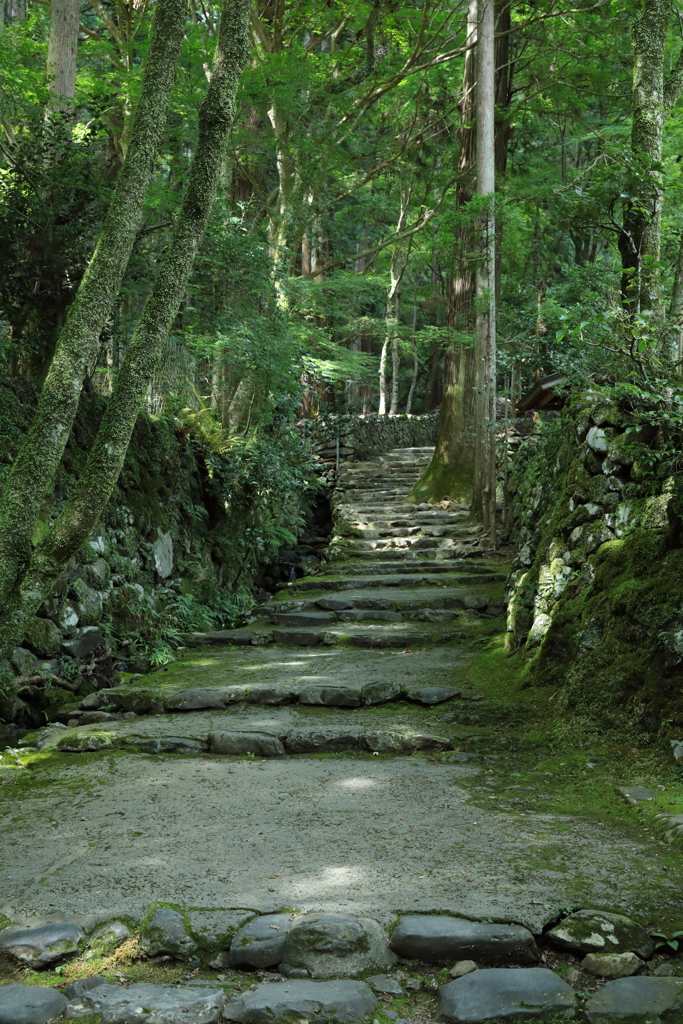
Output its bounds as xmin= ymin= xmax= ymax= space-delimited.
xmin=0 ymin=986 xmax=67 ymax=1024
xmin=66 ymin=982 xmax=226 ymax=1024
xmin=389 ymin=916 xmax=538 ymax=965
xmin=209 ymin=732 xmax=285 ymax=757
xmin=582 ymin=951 xmax=642 ymax=978
xmin=187 ymin=910 xmax=255 ymax=949
xmin=284 ymin=728 xmax=361 ymax=753
xmin=404 ymin=686 xmax=460 ymax=705
xmin=438 ymin=968 xmax=575 ymax=1022
xmin=164 ymin=689 xmax=234 ymax=711
xmin=228 ymin=914 xmax=295 ymax=969
xmin=0 ymin=922 xmax=85 ymax=966
xmin=224 ymin=980 xmax=377 ymax=1024
xmin=298 ymin=686 xmax=361 ymax=707
xmin=140 ymin=907 xmax=198 ymax=959
xmin=616 ymin=786 xmax=657 ymax=805
xmin=585 ymin=976 xmax=683 ymax=1023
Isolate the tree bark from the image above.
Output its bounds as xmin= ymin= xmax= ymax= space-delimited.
xmin=0 ymin=0 xmax=187 ymax=636
xmin=379 ymin=190 xmax=411 ymax=415
xmin=471 ymin=0 xmax=496 ymax=542
xmin=669 ymin=225 xmax=683 ymax=365
xmin=407 ymin=0 xmax=478 ymax=503
xmin=405 ymin=282 xmax=419 ymax=414
xmin=618 ymin=0 xmax=669 ymax=314
xmin=389 ymin=296 xmax=401 ymax=415
xmin=46 ymin=0 xmax=79 ymax=108
xmin=1 ymin=0 xmax=252 ymax=649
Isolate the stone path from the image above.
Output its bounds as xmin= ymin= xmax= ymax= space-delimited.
xmin=2 ymin=447 xmax=683 ymax=1023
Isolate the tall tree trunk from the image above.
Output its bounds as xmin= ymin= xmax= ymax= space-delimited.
xmin=0 ymin=0 xmax=252 ymax=655
xmin=618 ymin=0 xmax=670 ymax=314
xmin=471 ymin=0 xmax=496 ymax=540
xmin=669 ymin=225 xmax=683 ymax=366
xmin=46 ymin=0 xmax=79 ymax=109
xmin=378 ymin=336 xmax=389 ymax=415
xmin=389 ymin=293 xmax=401 ymax=416
xmin=405 ymin=281 xmax=419 ymax=414
xmin=379 ymin=190 xmax=411 ymax=415
xmin=0 ymin=0 xmax=190 ymax=648
xmin=407 ymin=0 xmax=478 ymax=503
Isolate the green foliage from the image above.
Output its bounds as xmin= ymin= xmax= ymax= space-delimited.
xmin=651 ymin=931 xmax=683 ymax=954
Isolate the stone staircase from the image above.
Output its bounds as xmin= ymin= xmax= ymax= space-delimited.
xmin=257 ymin=447 xmax=504 ymax=647
xmin=3 ymin=447 xmax=677 ymax=1024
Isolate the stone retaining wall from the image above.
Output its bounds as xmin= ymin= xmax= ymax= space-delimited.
xmin=505 ymin=389 xmax=683 ymax=733
xmin=303 ymin=413 xmax=438 ymax=464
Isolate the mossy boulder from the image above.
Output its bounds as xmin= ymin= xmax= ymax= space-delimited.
xmin=23 ymin=617 xmax=62 ymax=657
xmin=547 ymin=910 xmax=653 ymax=960
xmin=140 ymin=907 xmax=198 ymax=960
xmin=55 ymin=731 xmax=113 ymax=752
xmin=88 ymin=921 xmax=130 ymax=956
xmin=281 ymin=914 xmax=397 ymax=979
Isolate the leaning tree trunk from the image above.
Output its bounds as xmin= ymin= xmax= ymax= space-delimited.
xmin=0 ymin=0 xmax=187 ymax=640
xmin=0 ymin=0 xmax=253 ymax=652
xmin=0 ymin=0 xmax=250 ymax=647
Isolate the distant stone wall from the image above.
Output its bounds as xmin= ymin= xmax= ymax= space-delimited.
xmin=304 ymin=413 xmax=438 ymax=464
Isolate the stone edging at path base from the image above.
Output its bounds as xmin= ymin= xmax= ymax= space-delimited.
xmin=0 ymin=908 xmax=670 ymax=1024
xmin=33 ymin=724 xmax=455 ymax=757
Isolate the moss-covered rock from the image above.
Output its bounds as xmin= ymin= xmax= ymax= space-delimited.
xmin=547 ymin=910 xmax=653 ymax=960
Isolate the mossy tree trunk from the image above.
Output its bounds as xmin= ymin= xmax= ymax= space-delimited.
xmin=619 ymin=0 xmax=683 ymax=315
xmin=408 ymin=0 xmax=511 ymax=506
xmin=0 ymin=0 xmax=252 ymax=658
xmin=0 ymin=0 xmax=187 ymax=637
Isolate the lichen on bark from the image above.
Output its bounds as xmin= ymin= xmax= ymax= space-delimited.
xmin=0 ymin=0 xmax=188 ymax=654
xmin=0 ymin=0 xmax=253 ymax=660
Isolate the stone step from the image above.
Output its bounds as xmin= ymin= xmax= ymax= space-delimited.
xmin=345 ymin=526 xmax=470 ymax=539
xmin=280 ymin=572 xmax=506 ymax=592
xmin=268 ymin=625 xmax=460 ymax=648
xmin=321 ymin=559 xmax=498 ymax=575
xmin=348 ymin=514 xmax=469 ymax=525
xmin=339 ymin=536 xmax=477 ymax=551
xmin=338 ymin=547 xmax=485 ymax=561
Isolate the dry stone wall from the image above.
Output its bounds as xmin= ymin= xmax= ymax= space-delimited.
xmin=304 ymin=412 xmax=438 ymax=464
xmin=505 ymin=390 xmax=683 ymax=733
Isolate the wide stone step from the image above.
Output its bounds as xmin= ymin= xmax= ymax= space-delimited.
xmin=321 ymin=559 xmax=499 ymax=575
xmin=348 ymin=514 xmax=469 ymax=526
xmin=281 ymin=572 xmax=504 ymax=592
xmin=346 ymin=525 xmax=471 ymax=539
xmin=340 ymin=536 xmax=476 ymax=550
xmin=71 ymin=677 xmax=473 ymax=718
xmin=268 ymin=625 xmax=459 ymax=648
xmin=338 ymin=547 xmax=485 ymax=561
